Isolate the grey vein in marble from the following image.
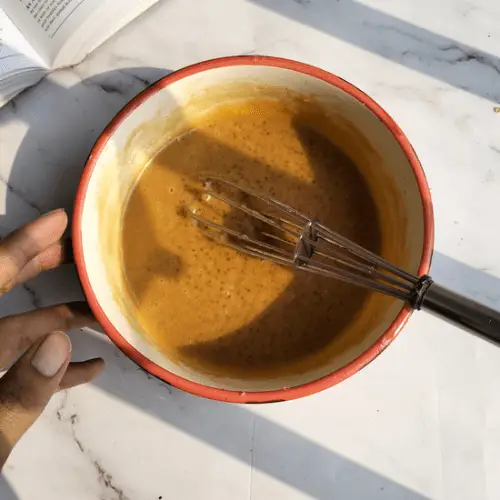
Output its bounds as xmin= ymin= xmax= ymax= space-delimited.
xmin=367 ymin=23 xmax=500 ymax=79
xmin=21 ymin=283 xmax=41 ymax=309
xmin=71 ymin=67 xmax=161 ymax=98
xmin=136 ymin=366 xmax=173 ymax=393
xmin=0 ymin=171 xmax=42 ymax=215
xmin=57 ymin=393 xmax=130 ymax=500
xmin=399 ymin=44 xmax=500 ymax=78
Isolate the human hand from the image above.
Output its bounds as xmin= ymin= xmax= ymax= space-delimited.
xmin=0 ymin=210 xmax=104 ymax=467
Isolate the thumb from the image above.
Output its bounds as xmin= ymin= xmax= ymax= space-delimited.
xmin=0 ymin=331 xmax=71 ymax=467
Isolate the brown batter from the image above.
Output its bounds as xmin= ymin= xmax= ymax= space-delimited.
xmin=121 ymin=97 xmax=381 ymax=380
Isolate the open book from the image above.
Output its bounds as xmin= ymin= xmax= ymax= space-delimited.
xmin=0 ymin=0 xmax=159 ymax=106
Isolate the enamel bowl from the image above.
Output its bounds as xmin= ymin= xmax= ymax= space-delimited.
xmin=73 ymin=56 xmax=433 ymax=403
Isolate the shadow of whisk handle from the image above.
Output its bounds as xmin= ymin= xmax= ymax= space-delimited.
xmin=419 ymin=282 xmax=500 ymax=344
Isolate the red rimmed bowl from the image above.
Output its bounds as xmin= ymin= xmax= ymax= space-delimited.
xmin=73 ymin=56 xmax=433 ymax=403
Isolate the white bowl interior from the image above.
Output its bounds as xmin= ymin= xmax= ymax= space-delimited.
xmin=80 ymin=64 xmax=425 ymax=392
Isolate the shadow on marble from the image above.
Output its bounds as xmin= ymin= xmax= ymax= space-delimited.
xmin=0 ymin=66 xmax=173 ymax=231
xmin=0 ymin=475 xmax=17 ymax=500
xmin=251 ymin=0 xmax=500 ymax=103
xmin=0 ymin=431 xmax=17 ymax=500
xmin=431 ymin=252 xmax=500 ymax=311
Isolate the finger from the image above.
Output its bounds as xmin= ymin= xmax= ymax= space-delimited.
xmin=4 ymin=243 xmax=65 ymax=291
xmin=59 ymin=358 xmax=105 ymax=390
xmin=0 ymin=303 xmax=95 ymax=369
xmin=0 ymin=332 xmax=71 ymax=467
xmin=0 ymin=210 xmax=67 ymax=291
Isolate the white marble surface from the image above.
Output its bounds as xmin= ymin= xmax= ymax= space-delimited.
xmin=0 ymin=0 xmax=499 ymax=498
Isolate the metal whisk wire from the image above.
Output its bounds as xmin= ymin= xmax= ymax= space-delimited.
xmin=190 ymin=177 xmax=417 ymax=301
xmin=189 ymin=177 xmax=500 ymax=345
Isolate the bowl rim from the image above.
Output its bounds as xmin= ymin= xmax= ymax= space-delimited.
xmin=73 ymin=55 xmax=434 ymax=403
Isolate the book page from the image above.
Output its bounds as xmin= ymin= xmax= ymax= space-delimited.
xmin=1 ymin=0 xmax=101 ymax=65
xmin=1 ymin=0 xmax=159 ymax=68
xmin=0 ymin=7 xmax=47 ymax=106
xmin=0 ymin=7 xmax=46 ymax=74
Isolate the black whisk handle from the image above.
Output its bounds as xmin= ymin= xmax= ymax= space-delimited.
xmin=417 ymin=280 xmax=500 ymax=345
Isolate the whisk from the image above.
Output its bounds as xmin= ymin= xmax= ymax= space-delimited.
xmin=189 ymin=177 xmax=500 ymax=344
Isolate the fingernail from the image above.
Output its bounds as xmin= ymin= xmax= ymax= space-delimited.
xmin=31 ymin=332 xmax=71 ymax=377
xmin=42 ymin=208 xmax=65 ymax=217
